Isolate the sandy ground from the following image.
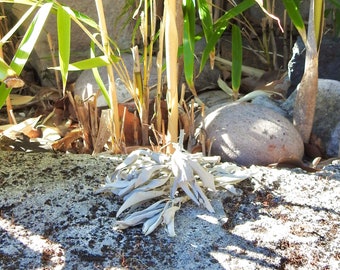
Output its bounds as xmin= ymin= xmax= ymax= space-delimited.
xmin=0 ymin=150 xmax=339 ymax=269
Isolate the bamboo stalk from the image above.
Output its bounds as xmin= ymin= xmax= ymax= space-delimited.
xmin=141 ymin=1 xmax=150 ymax=146
xmin=164 ymin=0 xmax=179 ymax=153
xmin=95 ymin=0 xmax=121 ymax=152
xmin=293 ymin=0 xmax=323 ymax=143
xmin=47 ymin=32 xmax=61 ymax=94
xmin=0 ymin=5 xmax=16 ymax=125
xmin=156 ymin=19 xmax=165 ymax=133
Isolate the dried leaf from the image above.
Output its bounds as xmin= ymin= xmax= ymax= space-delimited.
xmin=3 ymin=116 xmax=41 ymax=140
xmin=236 ymin=90 xmax=283 ymax=103
xmin=114 ymin=149 xmax=149 ymax=172
xmin=178 ymin=181 xmax=199 ymax=205
xmin=187 ymin=158 xmax=215 ymax=191
xmin=117 ymin=208 xmax=164 ymax=229
xmin=3 ymin=76 xmax=25 ymax=88
xmin=116 ymin=190 xmax=166 ymax=218
xmin=135 ymin=165 xmax=167 ymax=187
xmin=217 ymin=77 xmax=233 ymax=96
xmin=162 ymin=205 xmax=180 ymax=237
xmin=142 ymin=212 xmax=163 ymax=235
xmin=9 ymin=94 xmax=34 ymax=106
xmin=136 ymin=175 xmax=170 ymax=191
xmin=98 ymin=148 xmax=250 ymax=236
xmin=192 ymin=182 xmax=214 ymax=213
xmin=51 ymin=129 xmax=83 ymax=152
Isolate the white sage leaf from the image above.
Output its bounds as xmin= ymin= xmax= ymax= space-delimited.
xmin=114 ymin=149 xmax=151 ymax=173
xmin=123 ymin=199 xmax=167 ymax=219
xmin=142 ymin=201 xmax=172 ymax=235
xmin=215 ymin=175 xmax=249 ymax=185
xmin=187 ymin=159 xmax=216 ymax=191
xmin=219 ymin=184 xmax=243 ymax=196
xmin=137 ymin=175 xmax=171 ymax=191
xmin=192 ymin=182 xmax=215 ymax=213
xmin=117 ymin=208 xmax=164 ymax=229
xmin=150 ymin=152 xmax=170 ymax=164
xmin=135 ymin=165 xmax=167 ymax=188
xmin=116 ymin=190 xmax=166 ymax=218
xmin=172 ymin=151 xmax=195 ymax=183
xmin=163 ymin=205 xmax=180 ymax=237
xmin=178 ymin=182 xmax=200 ymax=206
xmin=142 ymin=211 xmax=163 ymax=235
xmin=117 ymin=178 xmax=138 ymax=197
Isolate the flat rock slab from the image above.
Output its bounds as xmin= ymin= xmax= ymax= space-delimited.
xmin=204 ymin=103 xmax=304 ymax=166
xmin=0 ymin=151 xmax=339 ymax=269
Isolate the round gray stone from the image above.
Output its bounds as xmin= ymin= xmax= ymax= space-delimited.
xmin=282 ymin=79 xmax=340 ymax=157
xmin=204 ymin=102 xmax=304 ymax=166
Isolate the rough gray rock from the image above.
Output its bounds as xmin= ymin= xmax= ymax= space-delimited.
xmin=74 ymin=53 xmax=159 ymax=107
xmin=74 ymin=38 xmax=221 ymax=107
xmin=204 ymin=102 xmax=304 ymax=166
xmin=282 ymin=79 xmax=340 ymax=157
xmin=328 ymin=122 xmax=340 ymax=157
xmin=0 ymin=151 xmax=339 ymax=269
xmin=288 ymin=36 xmax=340 ymax=94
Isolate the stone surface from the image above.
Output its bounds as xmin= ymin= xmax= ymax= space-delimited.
xmin=74 ymin=53 xmax=159 ymax=107
xmin=7 ymin=1 xmax=134 ymax=86
xmin=0 ymin=151 xmax=339 ymax=269
xmin=75 ymin=45 xmax=221 ymax=107
xmin=288 ymin=36 xmax=340 ymax=94
xmin=328 ymin=121 xmax=340 ymax=157
xmin=204 ymin=103 xmax=304 ymax=166
xmin=244 ymin=0 xmax=310 ymax=28
xmin=196 ymin=90 xmax=230 ymax=108
xmin=251 ymin=95 xmax=287 ymax=117
xmin=282 ymin=79 xmax=340 ymax=157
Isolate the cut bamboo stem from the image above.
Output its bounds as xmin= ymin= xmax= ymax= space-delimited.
xmin=164 ymin=0 xmax=179 ymax=153
xmin=95 ymin=0 xmax=121 ymax=152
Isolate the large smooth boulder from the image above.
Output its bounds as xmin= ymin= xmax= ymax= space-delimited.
xmin=204 ymin=102 xmax=304 ymax=166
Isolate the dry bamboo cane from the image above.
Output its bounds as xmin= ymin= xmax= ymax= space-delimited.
xmin=95 ymin=0 xmax=121 ymax=152
xmin=164 ymin=0 xmax=179 ymax=153
xmin=293 ymin=0 xmax=324 ymax=143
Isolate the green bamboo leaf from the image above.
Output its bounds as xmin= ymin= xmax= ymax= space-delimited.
xmin=50 ymin=56 xmax=111 ymax=71
xmin=0 ymin=58 xmax=17 ymax=82
xmin=71 ymin=9 xmax=99 ymax=29
xmin=0 ymin=3 xmax=53 ymax=109
xmin=200 ymin=0 xmax=255 ymax=72
xmin=197 ymin=0 xmax=215 ymax=69
xmin=90 ymin=39 xmax=111 ymax=108
xmin=231 ymin=25 xmax=242 ymax=98
xmin=57 ymin=5 xmax=71 ymax=92
xmin=282 ymin=0 xmax=307 ymax=43
xmin=183 ymin=0 xmax=196 ymax=94
xmin=0 ymin=4 xmax=37 ymax=47
xmin=11 ymin=3 xmax=53 ymax=74
xmin=314 ymin=0 xmax=324 ymax=50
xmin=197 ymin=0 xmax=213 ymax=39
